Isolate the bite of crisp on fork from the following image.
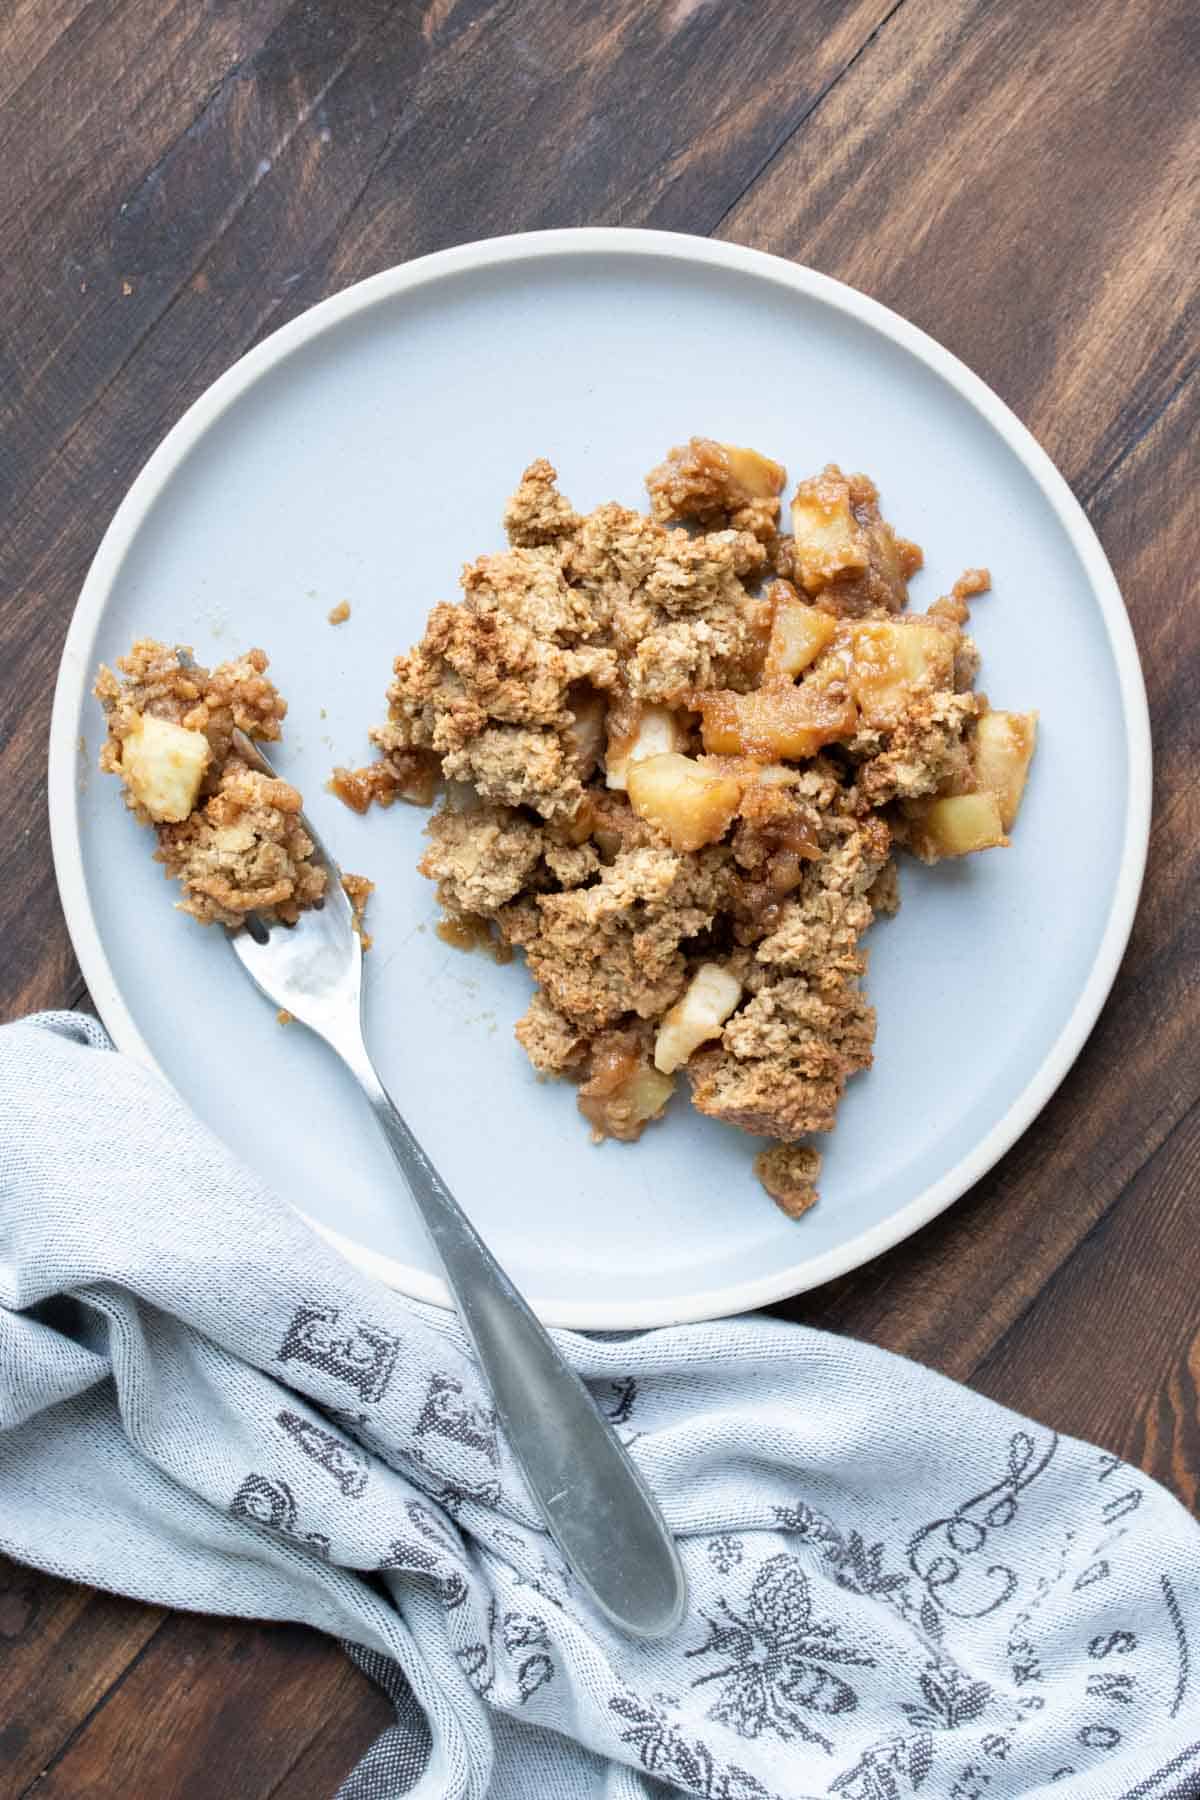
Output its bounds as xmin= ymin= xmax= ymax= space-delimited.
xmin=93 ymin=638 xmax=372 ymax=941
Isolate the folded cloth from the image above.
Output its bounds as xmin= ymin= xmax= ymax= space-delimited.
xmin=1 ymin=1014 xmax=1197 ymax=1800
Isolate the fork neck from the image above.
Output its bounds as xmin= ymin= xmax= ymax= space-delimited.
xmin=316 ymin=1010 xmax=382 ymax=1098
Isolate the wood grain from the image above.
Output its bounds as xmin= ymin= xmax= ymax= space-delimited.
xmin=0 ymin=0 xmax=89 ymax=113
xmin=0 ymin=1567 xmax=162 ymax=1793
xmin=974 ymin=1092 xmax=1200 ymax=1495
xmin=0 ymin=0 xmax=1196 ymax=1791
xmin=721 ymin=0 xmax=1200 ymax=504
xmin=18 ymin=1613 xmax=388 ymax=1800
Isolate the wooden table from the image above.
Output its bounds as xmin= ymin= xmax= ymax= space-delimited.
xmin=1 ymin=0 xmax=1196 ymax=1792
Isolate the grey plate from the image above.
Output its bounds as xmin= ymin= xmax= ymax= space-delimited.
xmin=49 ymin=230 xmax=1151 ymax=1327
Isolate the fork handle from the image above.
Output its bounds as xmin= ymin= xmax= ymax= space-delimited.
xmin=334 ymin=1037 xmax=687 ymax=1639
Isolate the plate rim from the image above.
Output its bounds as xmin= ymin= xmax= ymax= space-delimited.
xmin=48 ymin=226 xmax=1152 ymax=1329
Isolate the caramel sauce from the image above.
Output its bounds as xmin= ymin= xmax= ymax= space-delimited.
xmin=437 ymin=914 xmax=491 ymax=953
xmin=579 ymin=1038 xmax=640 ymax=1099
xmin=770 ymin=813 xmax=821 ymax=861
xmin=329 ymin=763 xmax=399 ymax=814
xmin=435 ymin=913 xmax=513 ymax=964
xmin=329 ymin=753 xmax=437 ymax=813
xmin=577 ymin=1037 xmax=642 ymax=1138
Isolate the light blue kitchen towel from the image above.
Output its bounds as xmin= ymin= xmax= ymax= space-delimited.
xmin=1 ymin=1012 xmax=1197 ymax=1800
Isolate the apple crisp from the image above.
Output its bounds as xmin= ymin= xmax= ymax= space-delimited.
xmin=94 ymin=639 xmax=361 ymax=933
xmin=338 ymin=442 xmax=1037 ymax=1212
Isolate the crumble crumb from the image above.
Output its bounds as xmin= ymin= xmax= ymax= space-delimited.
xmin=776 ymin=465 xmax=924 ymax=615
xmin=754 ymin=1143 xmax=822 ymax=1218
xmin=419 ymin=804 xmax=544 ymax=917
xmin=515 ymin=990 xmax=590 ymax=1074
xmin=342 ymin=872 xmax=374 ymax=951
xmin=328 ymin=600 xmax=351 ymax=625
xmin=504 ymin=456 xmax=581 ymax=546
xmin=689 ymin=975 xmax=876 ymax=1138
xmin=497 ymin=846 xmax=731 ymax=1032
xmin=646 ymin=436 xmax=786 ymax=544
xmin=156 ymin=760 xmax=325 ymax=926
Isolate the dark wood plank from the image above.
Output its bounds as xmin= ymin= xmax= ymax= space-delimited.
xmin=720 ymin=0 xmax=1200 ymax=505
xmin=20 ymin=1611 xmax=387 ymax=1800
xmin=785 ymin=366 xmax=1200 ymax=1389
xmin=973 ymin=1092 xmax=1200 ymax=1493
xmin=0 ymin=0 xmax=94 ymax=113
xmin=299 ymin=0 xmax=902 ymax=270
xmin=0 ymin=1563 xmax=164 ymax=1793
xmin=260 ymin=1664 xmax=395 ymax=1800
xmin=0 ymin=0 xmax=390 ymax=474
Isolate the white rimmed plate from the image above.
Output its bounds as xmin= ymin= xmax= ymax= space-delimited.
xmin=49 ymin=229 xmax=1150 ymax=1329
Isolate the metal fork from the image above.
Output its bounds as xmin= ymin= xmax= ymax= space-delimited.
xmin=225 ymin=729 xmax=687 ymax=1638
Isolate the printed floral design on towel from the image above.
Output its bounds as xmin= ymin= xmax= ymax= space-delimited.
xmin=987 ymin=1448 xmax=1180 ymax=1784
xmin=1003 ymin=1522 xmax=1079 ymax=1698
xmin=275 ymin=1407 xmax=369 ymax=1497
xmin=1005 ymin=1603 xmax=1044 ymax=1691
xmin=708 ymin=1535 xmax=744 ymax=1576
xmin=1101 ymin=1487 xmax=1143 ymax=1526
xmin=771 ymin=1506 xmax=916 ymax=1627
xmin=414 ymin=1371 xmax=498 ymax=1458
xmin=409 ymin=1371 xmax=501 ymax=1510
xmin=687 ymin=1553 xmax=873 ymax=1751
xmin=231 ymin=1472 xmax=298 ymax=1533
xmin=407 ymin=1497 xmax=465 ymax=1553
xmin=605 ymin=1376 xmax=638 ymax=1425
xmin=908 ymin=1432 xmax=1058 ymax=1620
xmin=512 ymin=1554 xmax=572 ymax=1609
xmin=456 ymin=1598 xmax=497 ymax=1695
xmin=486 ymin=1524 xmax=572 ymax=1609
xmin=609 ymin=1691 xmax=781 ymax=1799
xmin=277 ymin=1300 xmax=399 ymax=1402
xmin=830 ymin=1731 xmax=934 ymax=1799
xmin=771 ymin=1497 xmax=845 ymax=1556
xmin=228 ymin=1474 xmax=330 ymax=1556
xmin=1162 ymin=1574 xmax=1190 ymax=1719
xmin=830 ymin=1533 xmax=910 ymax=1605
xmin=900 ymin=1658 xmax=991 ymax=1731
